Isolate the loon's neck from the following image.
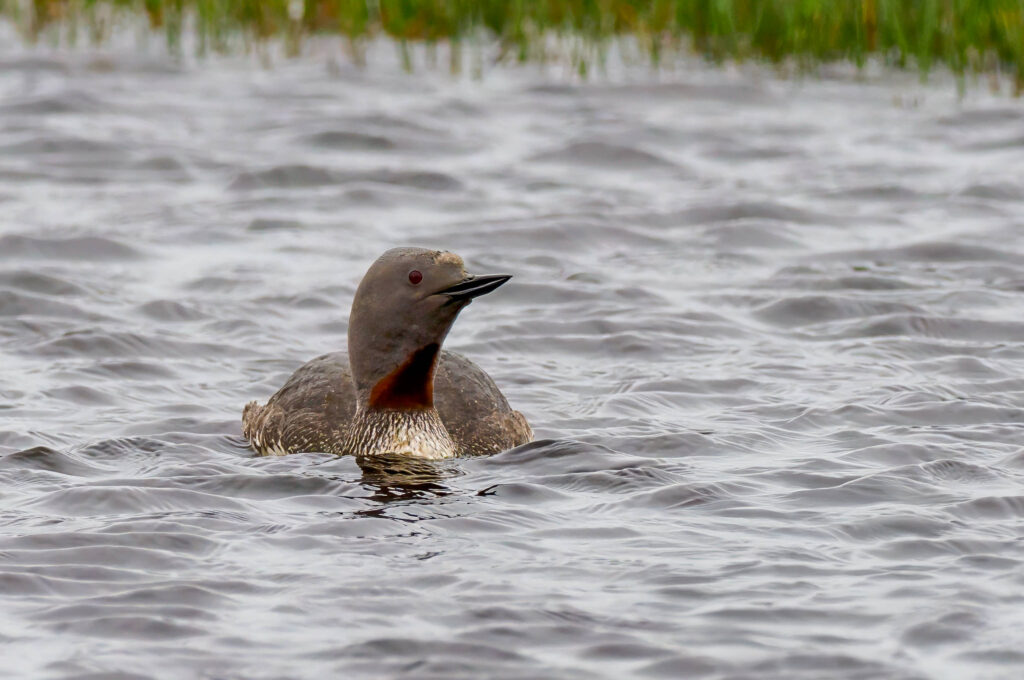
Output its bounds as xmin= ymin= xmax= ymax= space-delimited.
xmin=352 ymin=343 xmax=440 ymax=410
xmin=344 ymin=406 xmax=457 ymax=459
xmin=346 ymin=342 xmax=458 ymax=458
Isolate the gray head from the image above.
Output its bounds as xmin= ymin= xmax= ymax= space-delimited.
xmin=347 ymin=247 xmax=510 ymax=410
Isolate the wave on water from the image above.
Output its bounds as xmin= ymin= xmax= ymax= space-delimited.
xmin=1 ymin=48 xmax=1023 ymax=679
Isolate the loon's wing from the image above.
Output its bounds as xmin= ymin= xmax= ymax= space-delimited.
xmin=243 ymin=352 xmax=357 ymax=455
xmin=434 ymin=350 xmax=533 ymax=456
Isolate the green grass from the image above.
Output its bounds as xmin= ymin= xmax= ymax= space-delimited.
xmin=4 ymin=0 xmax=1024 ymax=90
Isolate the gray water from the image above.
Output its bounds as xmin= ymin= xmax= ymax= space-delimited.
xmin=2 ymin=39 xmax=1024 ymax=680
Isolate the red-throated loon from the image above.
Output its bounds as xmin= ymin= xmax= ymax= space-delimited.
xmin=242 ymin=247 xmax=532 ymax=458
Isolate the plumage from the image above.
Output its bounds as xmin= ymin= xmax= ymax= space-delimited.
xmin=243 ymin=248 xmax=532 ymax=458
xmin=243 ymin=350 xmax=531 ymax=458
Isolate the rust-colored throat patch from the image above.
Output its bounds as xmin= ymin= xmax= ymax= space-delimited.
xmin=368 ymin=343 xmax=440 ymax=410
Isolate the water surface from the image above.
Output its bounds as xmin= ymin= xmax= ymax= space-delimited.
xmin=2 ymin=43 xmax=1024 ymax=679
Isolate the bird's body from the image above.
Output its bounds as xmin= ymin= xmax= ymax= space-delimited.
xmin=243 ymin=248 xmax=532 ymax=458
xmin=243 ymin=350 xmax=531 ymax=458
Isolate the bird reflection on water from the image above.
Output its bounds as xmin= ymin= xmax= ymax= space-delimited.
xmin=353 ymin=451 xmax=461 ymax=506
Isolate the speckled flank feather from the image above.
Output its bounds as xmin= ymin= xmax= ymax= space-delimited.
xmin=243 ymin=400 xmax=338 ymax=457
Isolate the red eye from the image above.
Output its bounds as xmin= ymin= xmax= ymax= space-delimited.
xmin=408 ymin=270 xmax=422 ymax=285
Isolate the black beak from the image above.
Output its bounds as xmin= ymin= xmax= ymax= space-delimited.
xmin=438 ymin=273 xmax=512 ymax=301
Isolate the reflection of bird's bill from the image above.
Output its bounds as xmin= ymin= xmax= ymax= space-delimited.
xmin=437 ymin=274 xmax=512 ymax=301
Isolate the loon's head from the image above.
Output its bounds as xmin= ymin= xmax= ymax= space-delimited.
xmin=347 ymin=247 xmax=510 ymax=410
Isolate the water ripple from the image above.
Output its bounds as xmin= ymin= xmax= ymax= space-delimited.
xmin=1 ymin=46 xmax=1023 ymax=680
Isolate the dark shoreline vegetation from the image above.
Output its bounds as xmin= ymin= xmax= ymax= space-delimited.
xmin=3 ymin=0 xmax=1024 ymax=91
